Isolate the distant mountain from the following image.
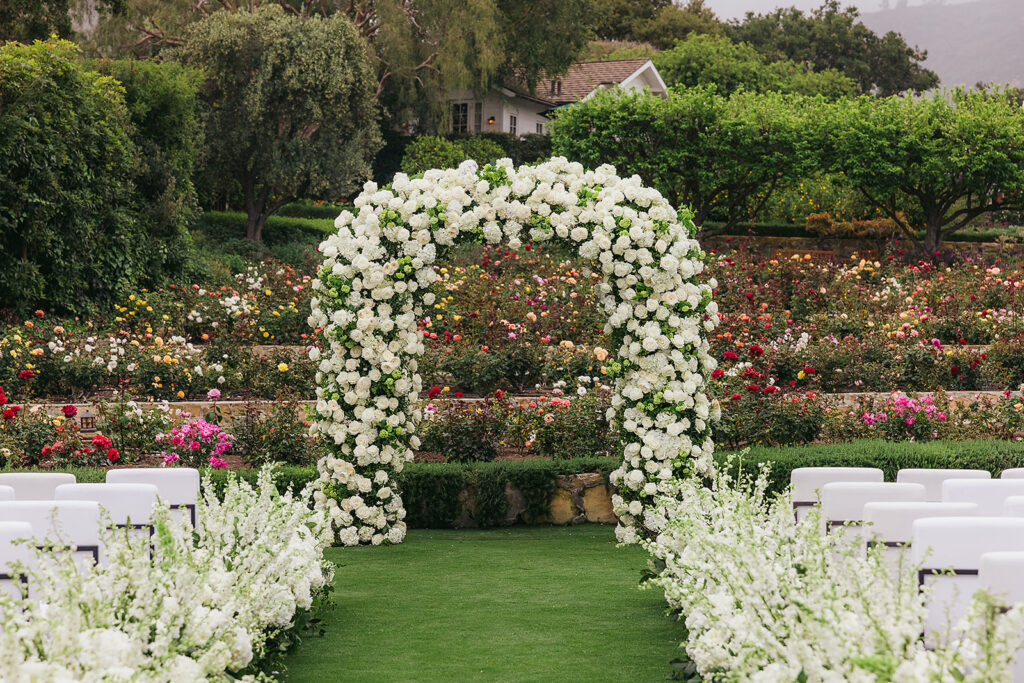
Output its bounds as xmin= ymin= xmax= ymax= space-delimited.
xmin=862 ymin=0 xmax=1024 ymax=87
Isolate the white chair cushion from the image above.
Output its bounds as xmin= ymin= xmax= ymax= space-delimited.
xmin=942 ymin=479 xmax=1024 ymax=516
xmin=0 ymin=501 xmax=102 ymax=566
xmin=896 ymin=469 xmax=991 ymax=502
xmin=105 ymin=468 xmax=199 ymax=506
xmin=790 ymin=467 xmax=884 ymax=521
xmin=821 ymin=482 xmax=926 ymax=526
xmin=1000 ymin=468 xmax=1024 ymax=479
xmin=0 ymin=473 xmax=76 ymax=500
xmin=54 ymin=483 xmax=158 ymax=526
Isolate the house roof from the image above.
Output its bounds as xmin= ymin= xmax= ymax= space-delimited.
xmin=536 ymin=58 xmax=657 ymax=105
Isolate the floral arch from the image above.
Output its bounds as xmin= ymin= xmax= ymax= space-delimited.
xmin=307 ymin=158 xmax=719 ymax=546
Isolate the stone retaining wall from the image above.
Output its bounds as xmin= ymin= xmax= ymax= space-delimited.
xmin=452 ymin=473 xmax=616 ymax=527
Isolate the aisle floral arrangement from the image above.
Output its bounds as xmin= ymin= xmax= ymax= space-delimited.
xmin=645 ymin=466 xmax=1024 ymax=681
xmin=308 ymin=158 xmax=718 ymax=545
xmin=0 ymin=466 xmax=333 ymax=679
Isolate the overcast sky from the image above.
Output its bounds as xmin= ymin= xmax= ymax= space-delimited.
xmin=705 ymin=0 xmax=969 ymax=20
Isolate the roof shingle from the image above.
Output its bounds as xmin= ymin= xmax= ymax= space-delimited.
xmin=534 ymin=58 xmax=652 ymax=105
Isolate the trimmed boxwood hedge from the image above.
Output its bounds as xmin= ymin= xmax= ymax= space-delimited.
xmin=15 ymin=440 xmax=1024 ymax=530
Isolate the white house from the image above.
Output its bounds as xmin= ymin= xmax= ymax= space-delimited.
xmin=448 ymin=58 xmax=667 ymax=136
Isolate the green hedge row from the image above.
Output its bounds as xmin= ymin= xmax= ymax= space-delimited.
xmin=725 ymin=439 xmax=1024 ymax=496
xmin=702 ymin=221 xmax=1015 ymax=244
xmin=18 ymin=440 xmax=1024 ymax=529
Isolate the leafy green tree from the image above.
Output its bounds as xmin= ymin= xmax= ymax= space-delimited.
xmin=727 ymin=0 xmax=939 ymax=95
xmin=0 ymin=39 xmax=141 ymax=312
xmin=821 ymin=91 xmax=1024 ymax=253
xmin=79 ymin=0 xmax=593 ymax=128
xmin=635 ymin=0 xmax=720 ymax=50
xmin=171 ymin=5 xmax=381 ymax=243
xmin=0 ymin=0 xmax=74 ymax=43
xmin=550 ymin=87 xmax=812 ymax=229
xmin=93 ymin=59 xmax=203 ymax=280
xmin=654 ymin=34 xmax=856 ymax=98
xmin=591 ymin=0 xmax=670 ymax=41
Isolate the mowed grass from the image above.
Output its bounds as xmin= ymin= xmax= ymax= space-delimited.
xmin=282 ymin=526 xmax=683 ymax=683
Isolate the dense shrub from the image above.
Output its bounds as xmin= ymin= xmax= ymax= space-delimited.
xmin=93 ymin=59 xmax=204 ymax=285
xmin=400 ymin=135 xmax=505 ymax=174
xmin=0 ymin=40 xmax=141 ymax=313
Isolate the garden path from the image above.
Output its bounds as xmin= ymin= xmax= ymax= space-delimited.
xmin=281 ymin=526 xmax=681 ymax=682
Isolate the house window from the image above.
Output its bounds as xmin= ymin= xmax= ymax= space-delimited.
xmin=451 ymin=102 xmax=469 ymax=133
xmin=509 ymin=115 xmax=517 ymax=136
xmin=474 ymin=102 xmax=482 ymax=133
xmin=536 ymin=123 xmax=543 ymax=134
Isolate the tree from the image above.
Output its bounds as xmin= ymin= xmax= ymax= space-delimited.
xmin=171 ymin=5 xmax=381 ymax=242
xmin=0 ymin=0 xmax=74 ymax=43
xmin=726 ymin=0 xmax=939 ymax=95
xmin=591 ymin=0 xmax=669 ymax=41
xmin=654 ymin=34 xmax=856 ymax=99
xmin=0 ymin=39 xmax=142 ymax=312
xmin=550 ymin=87 xmax=812 ymax=230
xmin=78 ymin=0 xmax=594 ymax=128
xmin=635 ymin=0 xmax=720 ymax=50
xmin=93 ymin=59 xmax=203 ymax=281
xmin=822 ymin=91 xmax=1024 ymax=253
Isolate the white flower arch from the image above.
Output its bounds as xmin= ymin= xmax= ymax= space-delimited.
xmin=307 ymin=158 xmax=719 ymax=546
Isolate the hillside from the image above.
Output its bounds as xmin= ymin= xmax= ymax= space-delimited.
xmin=862 ymin=0 xmax=1024 ymax=87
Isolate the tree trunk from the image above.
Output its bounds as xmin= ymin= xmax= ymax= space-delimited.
xmin=923 ymin=224 xmax=942 ymax=256
xmin=246 ymin=211 xmax=264 ymax=243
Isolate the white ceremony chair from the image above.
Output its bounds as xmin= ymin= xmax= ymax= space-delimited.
xmin=912 ymin=517 xmax=1024 ymax=644
xmin=942 ymin=479 xmax=1024 ymax=516
xmin=1001 ymin=468 xmax=1024 ymax=479
xmin=106 ymin=468 xmax=200 ymax=526
xmin=0 ymin=521 xmax=34 ymax=599
xmin=55 ymin=483 xmax=158 ymax=539
xmin=1002 ymin=496 xmax=1024 ymax=517
xmin=896 ymin=469 xmax=990 ymax=502
xmin=862 ymin=502 xmax=978 ymax=574
xmin=790 ymin=467 xmax=884 ymax=522
xmin=0 ymin=500 xmax=102 ymax=567
xmin=0 ymin=473 xmax=75 ymax=500
xmin=821 ymin=482 xmax=926 ymax=540
xmin=979 ymin=552 xmax=1024 ymax=682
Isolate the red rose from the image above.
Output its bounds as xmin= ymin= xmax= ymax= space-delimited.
xmin=62 ymin=405 xmax=77 ymax=418
xmin=2 ymin=406 xmax=18 ymax=420
xmin=746 ymin=384 xmax=760 ymax=393
xmin=749 ymin=344 xmax=764 ymax=358
xmin=18 ymin=370 xmax=33 ymax=379
xmin=730 ymin=393 xmax=742 ymax=400
xmin=41 ymin=446 xmax=51 ymax=457
xmin=724 ymin=351 xmax=738 ymax=361
xmin=764 ymin=385 xmax=779 ymax=393
xmin=711 ymin=368 xmax=724 ymax=379
xmin=91 ymin=434 xmax=112 ymax=449
xmin=0 ymin=389 xmax=5 ymax=406
xmin=106 ymin=448 xmax=119 ymax=463
xmin=803 ymin=366 xmax=816 ymax=374
xmin=454 ymin=391 xmax=463 ymax=398
xmin=427 ymin=386 xmax=441 ymax=399
xmin=494 ymin=389 xmax=504 ymax=399
xmin=950 ymin=366 xmax=960 ymax=376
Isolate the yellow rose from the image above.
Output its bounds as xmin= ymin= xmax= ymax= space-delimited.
xmin=277 ymin=363 xmax=289 ymax=372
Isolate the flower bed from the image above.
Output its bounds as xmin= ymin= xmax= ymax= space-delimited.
xmin=0 ymin=466 xmax=333 ymax=679
xmin=645 ymin=467 xmax=1024 ymax=680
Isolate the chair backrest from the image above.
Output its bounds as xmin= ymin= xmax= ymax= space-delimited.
xmin=0 ymin=521 xmax=35 ymax=599
xmin=863 ymin=502 xmax=979 ymax=545
xmin=106 ymin=468 xmax=199 ymax=526
xmin=979 ymin=551 xmax=1024 ymax=605
xmin=0 ymin=486 xmax=14 ymax=502
xmin=0 ymin=500 xmax=102 ymax=566
xmin=1004 ymin=496 xmax=1024 ymax=517
xmin=0 ymin=473 xmax=76 ymax=500
xmin=912 ymin=516 xmax=1024 ymax=644
xmin=790 ymin=467 xmax=884 ymax=521
xmin=54 ymin=483 xmax=158 ymax=527
xmin=942 ymin=479 xmax=1024 ymax=516
xmin=1000 ymin=468 xmax=1024 ymax=479
xmin=821 ymin=482 xmax=926 ymax=529
xmin=896 ymin=469 xmax=991 ymax=502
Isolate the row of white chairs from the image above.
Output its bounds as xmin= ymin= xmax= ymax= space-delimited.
xmin=793 ymin=466 xmax=1024 ymax=678
xmin=0 ymin=469 xmax=200 ymax=599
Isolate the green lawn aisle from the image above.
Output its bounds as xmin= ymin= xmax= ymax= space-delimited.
xmin=282 ymin=526 xmax=682 ymax=682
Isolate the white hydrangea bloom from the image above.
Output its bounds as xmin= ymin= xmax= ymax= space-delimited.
xmin=310 ymin=158 xmax=717 ymax=545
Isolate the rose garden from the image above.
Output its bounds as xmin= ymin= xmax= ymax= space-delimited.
xmin=7 ymin=3 xmax=1024 ymax=681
